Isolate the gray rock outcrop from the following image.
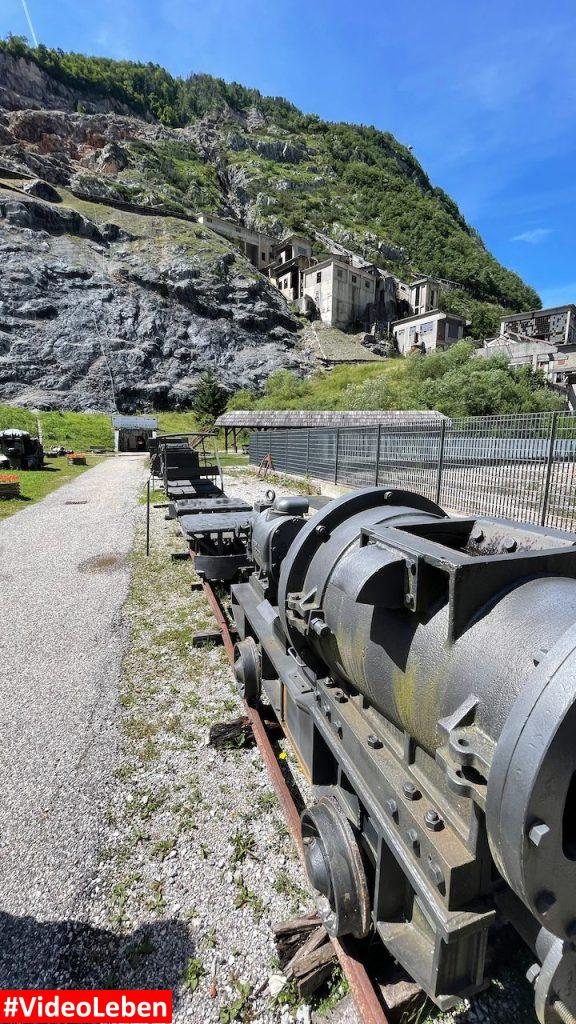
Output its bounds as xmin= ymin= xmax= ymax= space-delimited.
xmin=0 ymin=188 xmax=308 ymax=412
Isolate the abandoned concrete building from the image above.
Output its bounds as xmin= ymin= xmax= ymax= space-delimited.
xmin=301 ymin=258 xmax=378 ymax=329
xmin=267 ymin=234 xmax=315 ymax=301
xmin=409 ymin=277 xmax=441 ymax=316
xmin=478 ymin=312 xmax=576 ymax=407
xmin=477 ymin=334 xmax=558 ymax=373
xmin=393 ymin=309 xmax=467 ymax=354
xmin=197 ymin=210 xmax=462 ymax=342
xmin=499 ymin=305 xmax=576 ymax=347
xmin=297 ymin=258 xmax=399 ymax=330
xmin=196 ymin=213 xmax=275 ymax=270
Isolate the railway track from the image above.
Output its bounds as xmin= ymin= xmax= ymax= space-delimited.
xmin=151 ymin=438 xmax=576 ymax=1024
xmin=201 ymin=578 xmax=391 ymax=1024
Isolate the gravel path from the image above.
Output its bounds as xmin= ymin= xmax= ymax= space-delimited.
xmin=0 ymin=455 xmax=147 ymax=984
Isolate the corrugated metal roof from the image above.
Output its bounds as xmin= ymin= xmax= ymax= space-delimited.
xmin=216 ymin=410 xmax=446 ymax=428
xmin=112 ymin=415 xmax=158 ymax=430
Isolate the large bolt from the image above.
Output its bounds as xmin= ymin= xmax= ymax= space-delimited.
xmin=385 ymin=799 xmax=398 ymax=819
xmin=428 ymin=861 xmax=444 ymax=888
xmin=310 ymin=617 xmax=330 ymax=638
xmin=333 ymin=689 xmax=347 ymax=703
xmin=425 ymin=809 xmax=444 ymax=832
xmin=504 ymin=536 xmax=517 ymax=553
xmin=315 ymin=524 xmax=329 ymax=540
xmin=406 ymin=828 xmax=420 ymax=853
xmin=367 ymin=734 xmax=382 ymax=749
xmin=553 ymin=1000 xmax=576 ymax=1024
xmin=528 ymin=821 xmax=550 ymax=846
xmin=403 ymin=781 xmax=421 ymax=800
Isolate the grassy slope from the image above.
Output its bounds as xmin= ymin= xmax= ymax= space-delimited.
xmin=0 ymin=407 xmax=37 ymax=433
xmin=238 ymin=363 xmax=392 ymax=411
xmin=41 ymin=412 xmax=114 ymax=449
xmin=0 ymin=455 xmax=106 ymax=521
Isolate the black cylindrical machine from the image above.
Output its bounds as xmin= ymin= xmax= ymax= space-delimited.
xmin=232 ymin=487 xmax=576 ymax=1022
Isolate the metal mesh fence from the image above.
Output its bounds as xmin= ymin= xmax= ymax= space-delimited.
xmin=249 ymin=412 xmax=576 ymax=532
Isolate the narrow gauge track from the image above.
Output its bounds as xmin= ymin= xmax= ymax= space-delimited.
xmin=201 ymin=578 xmax=391 ymax=1024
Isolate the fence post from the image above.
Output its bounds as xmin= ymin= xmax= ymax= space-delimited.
xmin=306 ymin=429 xmax=310 ymax=475
xmin=435 ymin=419 xmax=447 ymax=505
xmin=374 ymin=425 xmax=381 ymax=486
xmin=146 ymin=476 xmax=151 ymax=557
xmin=334 ymin=428 xmax=340 ymax=484
xmin=540 ymin=411 xmax=559 ymax=526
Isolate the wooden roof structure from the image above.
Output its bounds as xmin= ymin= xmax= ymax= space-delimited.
xmin=216 ymin=410 xmax=446 ymax=430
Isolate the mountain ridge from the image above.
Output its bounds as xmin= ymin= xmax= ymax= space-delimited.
xmin=1 ymin=37 xmax=539 ymax=316
xmin=0 ymin=37 xmax=542 ymax=412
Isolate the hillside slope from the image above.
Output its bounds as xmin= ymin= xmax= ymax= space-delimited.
xmin=0 ymin=39 xmax=540 ymax=411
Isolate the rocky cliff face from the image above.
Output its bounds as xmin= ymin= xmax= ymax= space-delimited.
xmin=0 ymin=61 xmax=311 ymax=411
xmin=0 ymin=50 xmax=134 ymax=116
xmin=0 ymin=186 xmax=307 ymax=411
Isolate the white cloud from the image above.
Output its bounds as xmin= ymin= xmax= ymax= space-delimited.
xmin=512 ymin=227 xmax=553 ymax=244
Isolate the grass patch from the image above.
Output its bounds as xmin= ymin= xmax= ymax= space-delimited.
xmin=219 ymin=453 xmax=248 ymax=467
xmin=0 ymin=405 xmax=37 ymax=433
xmin=156 ymin=411 xmax=201 ymax=435
xmin=0 ymin=455 xmax=106 ymax=521
xmin=40 ymin=411 xmax=114 ymax=450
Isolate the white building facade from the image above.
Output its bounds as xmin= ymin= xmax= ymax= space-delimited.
xmin=301 ymin=259 xmax=377 ymax=329
xmin=393 ymin=310 xmax=467 ymax=355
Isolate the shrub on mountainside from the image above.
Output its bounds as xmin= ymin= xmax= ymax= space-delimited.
xmin=228 ymin=344 xmax=562 ymax=418
xmin=345 ymin=343 xmax=562 ymax=416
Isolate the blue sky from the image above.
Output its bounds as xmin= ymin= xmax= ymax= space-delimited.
xmin=3 ymin=0 xmax=576 ymax=306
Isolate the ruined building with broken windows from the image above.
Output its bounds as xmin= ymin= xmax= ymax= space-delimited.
xmin=195 ymin=211 xmax=467 ymax=350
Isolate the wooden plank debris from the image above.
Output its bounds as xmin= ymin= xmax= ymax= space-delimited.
xmin=273 ymin=912 xmax=338 ymax=999
xmin=192 ymin=628 xmax=223 ymax=647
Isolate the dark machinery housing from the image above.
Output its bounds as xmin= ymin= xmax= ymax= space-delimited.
xmin=149 ymin=432 xmax=223 ymax=502
xmin=226 ymin=487 xmax=576 ymax=1023
xmin=0 ymin=429 xmax=44 ymax=470
xmin=152 ymin=432 xmax=257 ymax=581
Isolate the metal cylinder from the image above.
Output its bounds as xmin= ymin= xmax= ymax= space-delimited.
xmin=276 ymin=487 xmax=576 ymax=941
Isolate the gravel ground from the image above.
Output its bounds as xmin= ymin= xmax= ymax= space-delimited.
xmin=0 ymin=454 xmax=147 ymax=984
xmin=69 ymin=467 xmax=348 ymax=1024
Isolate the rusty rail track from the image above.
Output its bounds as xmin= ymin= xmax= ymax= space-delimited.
xmin=201 ymin=579 xmax=390 ymax=1024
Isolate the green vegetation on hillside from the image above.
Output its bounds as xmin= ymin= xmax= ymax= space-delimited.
xmin=0 ymin=406 xmax=37 ymax=434
xmin=40 ymin=412 xmax=114 ymax=449
xmin=229 ymin=344 xmax=562 ymax=418
xmin=2 ymin=35 xmax=540 ymax=326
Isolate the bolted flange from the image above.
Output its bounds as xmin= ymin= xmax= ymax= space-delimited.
xmin=233 ymin=637 xmax=261 ymax=705
xmin=301 ymin=796 xmax=371 ymax=940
